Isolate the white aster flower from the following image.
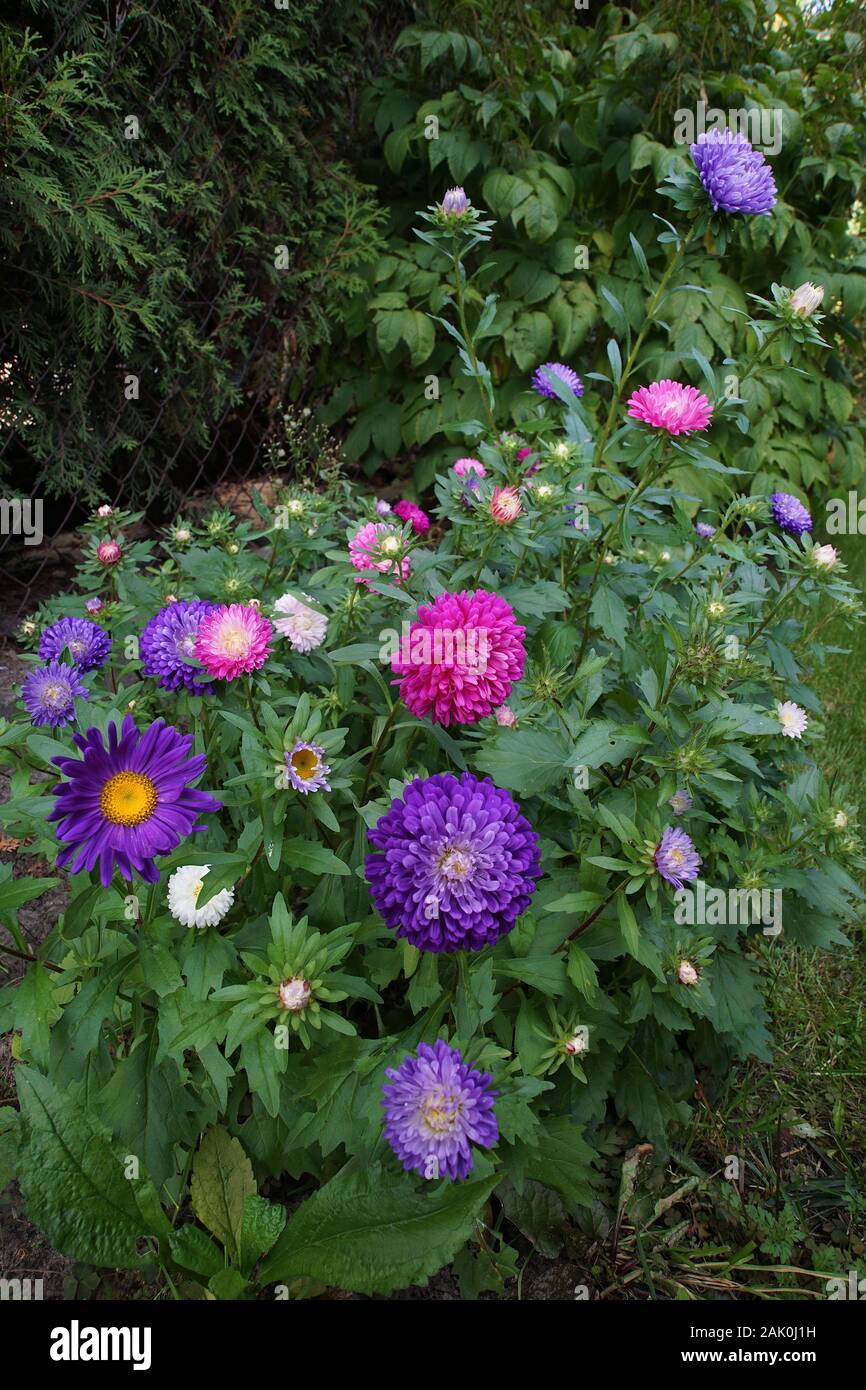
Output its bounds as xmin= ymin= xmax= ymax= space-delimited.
xmin=789 ymin=282 xmax=824 ymax=317
xmin=776 ymin=700 xmax=808 ymax=739
xmin=678 ymin=960 xmax=699 ymax=986
xmin=278 ymin=977 xmax=311 ymax=1012
xmin=272 ymin=592 xmax=328 ymax=653
xmin=168 ymin=864 xmax=235 ymax=929
xmin=833 ymin=810 xmax=849 ymax=831
xmin=811 ymin=543 xmax=838 ymax=571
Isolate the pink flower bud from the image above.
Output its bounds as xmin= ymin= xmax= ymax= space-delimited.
xmin=678 ymin=960 xmax=699 ymax=986
xmin=278 ymin=977 xmax=311 ymax=1012
xmin=97 ymin=538 xmax=123 ymax=566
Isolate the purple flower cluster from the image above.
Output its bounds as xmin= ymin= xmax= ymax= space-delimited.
xmin=690 ymin=131 xmax=777 ymax=216
xmin=140 ymin=600 xmax=215 ymax=694
xmin=39 ymin=617 xmax=111 ymax=673
xmin=365 ymin=772 xmax=540 ymax=952
xmin=382 ymin=1040 xmax=498 ymax=1180
xmin=22 ymin=660 xmax=89 ymax=729
xmin=532 ymin=362 xmax=583 ymax=401
xmin=770 ymin=492 xmax=812 ymax=536
xmin=655 ymin=826 xmax=701 ymax=891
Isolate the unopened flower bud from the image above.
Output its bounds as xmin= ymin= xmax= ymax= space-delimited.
xmin=441 ymin=186 xmax=468 ymax=216
xmin=678 ymin=960 xmax=699 ymax=986
xmin=278 ymin=977 xmax=311 ymax=1012
xmin=811 ymin=543 xmax=838 ymax=571
xmin=97 ymin=538 xmax=122 ymax=566
xmin=564 ymin=1031 xmax=588 ymax=1055
xmin=789 ymin=282 xmax=824 ymax=317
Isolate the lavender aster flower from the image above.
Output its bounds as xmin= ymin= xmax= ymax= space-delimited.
xmin=669 ymin=789 xmax=693 ymax=816
xmin=366 ymin=772 xmax=541 ymax=952
xmin=690 ymin=130 xmax=777 ymax=215
xmin=48 ymin=715 xmax=221 ymax=885
xmin=770 ymin=491 xmax=812 ymax=536
xmin=655 ymin=825 xmax=701 ymax=891
xmin=284 ymin=740 xmax=331 ymax=794
xmin=22 ymin=660 xmax=88 ymax=729
xmin=532 ymin=362 xmax=584 ymax=401
xmin=382 ymin=1039 xmax=498 ymax=1180
xmin=140 ymin=600 xmax=215 ymax=695
xmin=39 ymin=616 xmax=111 ymax=673
xmin=440 ymin=186 xmax=468 ymax=215
xmin=695 ymin=521 xmax=716 ymax=540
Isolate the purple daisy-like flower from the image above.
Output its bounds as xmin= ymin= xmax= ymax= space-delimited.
xmin=48 ymin=715 xmax=221 ymax=886
xmin=669 ymin=789 xmax=693 ymax=816
xmin=695 ymin=521 xmax=716 ymax=540
xmin=654 ymin=825 xmax=701 ymax=891
xmin=39 ymin=617 xmax=111 ymax=673
xmin=690 ymin=130 xmax=777 ymax=216
xmin=365 ymin=772 xmax=541 ymax=952
xmin=140 ymin=600 xmax=215 ymax=695
xmin=532 ymin=362 xmax=584 ymax=401
xmin=770 ymin=491 xmax=812 ymax=536
xmin=382 ymin=1039 xmax=498 ymax=1181
xmin=21 ymin=660 xmax=88 ymax=729
xmin=284 ymin=740 xmax=331 ymax=795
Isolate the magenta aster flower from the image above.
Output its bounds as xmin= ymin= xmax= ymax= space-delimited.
xmin=284 ymin=741 xmax=331 ymax=794
xmin=393 ymin=499 xmax=430 ymax=535
xmin=39 ymin=617 xmax=111 ymax=673
xmin=690 ymin=130 xmax=777 ymax=216
xmin=22 ymin=660 xmax=88 ymax=729
xmin=770 ymin=492 xmax=812 ymax=535
xmin=382 ymin=1040 xmax=498 ymax=1181
xmin=532 ymin=362 xmax=583 ymax=400
xmin=140 ymin=600 xmax=215 ymax=695
xmin=97 ymin=538 xmax=123 ymax=566
xmin=654 ymin=825 xmax=701 ymax=891
xmin=48 ymin=715 xmax=221 ymax=885
xmin=392 ymin=589 xmax=526 ymax=726
xmin=627 ymin=380 xmax=713 ymax=436
xmin=452 ymin=457 xmax=486 ymax=479
xmin=366 ymin=772 xmax=540 ymax=952
xmin=195 ymin=603 xmax=273 ymax=681
xmin=348 ymin=521 xmax=410 ymax=584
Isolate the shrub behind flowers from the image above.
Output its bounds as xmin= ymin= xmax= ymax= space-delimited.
xmin=1 ymin=186 xmax=864 ymax=1300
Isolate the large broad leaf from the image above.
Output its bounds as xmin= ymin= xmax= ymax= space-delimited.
xmin=260 ymin=1164 xmax=497 ymax=1295
xmin=191 ymin=1126 xmax=256 ymax=1263
xmin=16 ymin=1069 xmax=170 ymax=1268
xmin=282 ymin=838 xmax=351 ymax=876
xmin=475 ymin=726 xmax=569 ymax=797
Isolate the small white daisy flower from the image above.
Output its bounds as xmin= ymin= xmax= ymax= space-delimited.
xmin=272 ymin=592 xmax=328 ymax=653
xmin=167 ymin=864 xmax=235 ymax=929
xmin=776 ymin=700 xmax=808 ymax=739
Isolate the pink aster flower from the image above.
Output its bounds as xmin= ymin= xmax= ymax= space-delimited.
xmin=195 ymin=603 xmax=273 ymax=681
xmin=627 ymin=380 xmax=713 ymax=436
xmin=494 ymin=704 xmax=516 ymax=727
xmin=393 ymin=499 xmax=430 ymax=535
xmin=453 ymin=457 xmax=486 ymax=479
xmin=348 ymin=522 xmax=410 ymax=585
xmin=392 ymin=589 xmax=526 ymax=726
xmin=489 ymin=486 xmax=522 ymax=525
xmin=97 ymin=538 xmax=123 ymax=566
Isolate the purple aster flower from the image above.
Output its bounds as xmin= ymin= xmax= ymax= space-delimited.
xmin=669 ymin=789 xmax=693 ymax=816
xmin=690 ymin=130 xmax=777 ymax=216
xmin=85 ymin=597 xmax=103 ymax=614
xmin=365 ymin=772 xmax=541 ymax=952
xmin=48 ymin=715 xmax=221 ymax=886
xmin=695 ymin=521 xmax=716 ymax=540
xmin=654 ymin=825 xmax=701 ymax=891
xmin=770 ymin=491 xmax=812 ymax=536
xmin=440 ymin=186 xmax=468 ymax=215
xmin=21 ymin=660 xmax=88 ymax=729
xmin=532 ymin=362 xmax=584 ymax=401
xmin=39 ymin=617 xmax=111 ymax=673
xmin=284 ymin=740 xmax=331 ymax=794
xmin=140 ymin=600 xmax=215 ymax=695
xmin=382 ymin=1039 xmax=498 ymax=1180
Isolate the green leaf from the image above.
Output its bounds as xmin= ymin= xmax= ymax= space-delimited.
xmin=282 ymin=838 xmax=351 ymax=876
xmin=13 ymin=963 xmax=56 ymax=1067
xmin=191 ymin=1126 xmax=256 ymax=1263
xmin=475 ymin=726 xmax=568 ymax=796
xmin=0 ymin=876 xmax=60 ymax=914
xmin=260 ymin=1164 xmax=497 ymax=1295
xmin=239 ymin=1194 xmax=287 ymax=1277
xmin=16 ymin=1069 xmax=170 ymax=1268
xmin=169 ymin=1224 xmax=224 ymax=1280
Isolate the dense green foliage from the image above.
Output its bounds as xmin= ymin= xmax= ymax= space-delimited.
xmin=325 ymin=0 xmax=866 ymax=498
xmin=0 ymin=0 xmax=387 ymax=501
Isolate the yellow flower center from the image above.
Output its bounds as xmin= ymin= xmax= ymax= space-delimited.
xmin=419 ymin=1089 xmax=461 ymax=1136
xmin=100 ymin=771 xmax=158 ymax=826
xmin=669 ymin=848 xmax=685 ymax=866
xmin=291 ymin=748 xmax=319 ymax=780
xmin=219 ymin=622 xmax=251 ymax=657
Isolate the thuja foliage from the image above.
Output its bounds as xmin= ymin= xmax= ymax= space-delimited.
xmin=0 ymin=0 xmax=387 ymax=501
xmin=0 ymin=164 xmax=863 ymax=1295
xmin=326 ymin=0 xmax=866 ymax=496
